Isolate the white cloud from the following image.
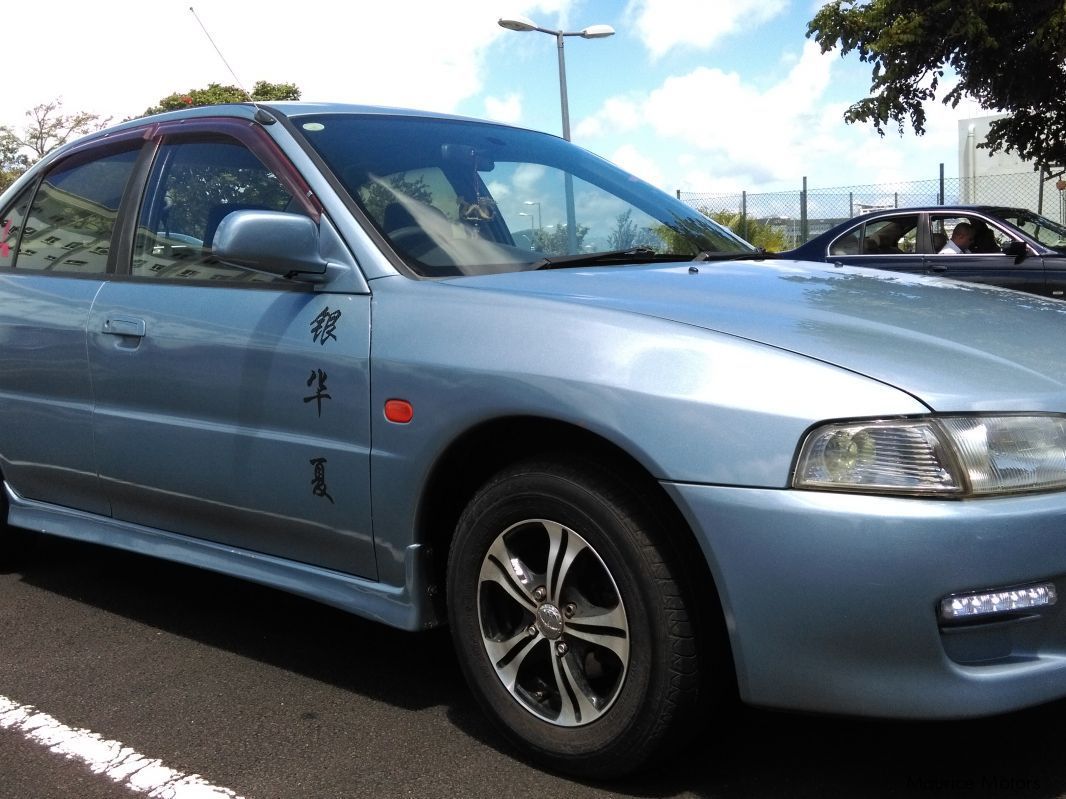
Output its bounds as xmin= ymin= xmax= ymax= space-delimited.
xmin=575 ymin=40 xmax=993 ymax=193
xmin=1 ymin=0 xmax=996 ymax=200
xmin=627 ymin=0 xmax=788 ymax=59
xmin=573 ymin=97 xmax=643 ymax=139
xmin=581 ymin=41 xmax=833 ymax=184
xmin=499 ymin=0 xmax=575 ymax=27
xmin=607 ymin=145 xmax=666 ymax=187
xmin=514 ymin=163 xmax=550 ymax=193
xmin=0 ymin=0 xmax=576 ymax=130
xmin=484 ymin=94 xmax=524 ymax=124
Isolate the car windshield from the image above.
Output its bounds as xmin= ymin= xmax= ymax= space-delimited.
xmin=292 ymin=113 xmax=752 ymax=277
xmin=997 ymin=209 xmax=1066 ymax=251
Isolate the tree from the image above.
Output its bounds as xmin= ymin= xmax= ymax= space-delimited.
xmin=807 ymin=1 xmax=1066 ymax=171
xmin=532 ymin=223 xmax=589 ymax=255
xmin=606 ymin=209 xmax=662 ymax=250
xmin=0 ymin=130 xmax=30 ymax=194
xmin=360 ymin=174 xmax=436 ymax=224
xmin=17 ymin=100 xmax=111 ymax=161
xmin=0 ymin=99 xmax=109 ymax=193
xmin=144 ymin=80 xmax=301 ymax=116
xmin=706 ymin=210 xmax=788 ymax=252
xmin=607 ymin=209 xmax=640 ymax=249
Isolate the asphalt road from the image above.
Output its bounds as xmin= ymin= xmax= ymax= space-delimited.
xmin=2 ymin=535 xmax=1065 ymax=799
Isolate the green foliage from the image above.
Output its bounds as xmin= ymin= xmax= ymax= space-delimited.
xmin=160 ymin=157 xmax=293 ymax=243
xmin=360 ymin=174 xmax=435 ymax=223
xmin=652 ymin=212 xmax=753 ymax=255
xmin=1 ymin=80 xmax=302 ymax=194
xmin=144 ymin=80 xmax=301 ymax=116
xmin=808 ymin=0 xmax=1066 ymax=169
xmin=0 ymin=129 xmax=29 ymax=194
xmin=532 ymin=223 xmax=589 ymax=255
xmin=607 ymin=209 xmax=639 ymax=249
xmin=651 ymin=223 xmax=692 ymax=254
xmin=606 ymin=209 xmax=663 ymax=250
xmin=705 ymin=209 xmax=787 ymax=252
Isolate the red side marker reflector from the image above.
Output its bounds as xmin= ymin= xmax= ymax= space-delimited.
xmin=384 ymin=399 xmax=414 ymax=424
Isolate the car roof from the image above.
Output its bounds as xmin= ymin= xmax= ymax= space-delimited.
xmin=850 ymin=205 xmax=1028 ymax=216
xmin=35 ymin=102 xmax=538 ymax=170
xmin=263 ymin=101 xmax=498 ymax=124
xmin=79 ymin=102 xmax=523 ymax=143
xmin=778 ymin=203 xmax=1047 ymax=257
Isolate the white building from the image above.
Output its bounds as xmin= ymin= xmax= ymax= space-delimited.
xmin=958 ymin=115 xmax=1064 ymax=221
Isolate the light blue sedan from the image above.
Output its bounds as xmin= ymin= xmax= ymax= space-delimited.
xmin=1 ymin=103 xmax=1066 ymax=778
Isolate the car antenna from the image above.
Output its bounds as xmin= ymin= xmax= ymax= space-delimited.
xmin=188 ymin=6 xmax=276 ymax=125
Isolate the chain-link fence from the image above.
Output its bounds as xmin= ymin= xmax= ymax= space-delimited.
xmin=679 ymin=170 xmax=1066 ymax=250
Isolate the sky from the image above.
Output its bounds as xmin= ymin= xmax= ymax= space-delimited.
xmin=1 ymin=0 xmax=990 ymax=196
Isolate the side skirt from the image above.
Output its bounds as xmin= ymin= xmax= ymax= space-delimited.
xmin=3 ymin=482 xmax=438 ymax=631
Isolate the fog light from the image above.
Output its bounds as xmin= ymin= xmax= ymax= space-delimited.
xmin=939 ymin=583 xmax=1057 ymax=623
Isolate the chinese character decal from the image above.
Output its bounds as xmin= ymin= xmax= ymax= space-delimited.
xmin=310 ymin=457 xmax=334 ymax=504
xmin=304 ymin=308 xmax=343 ymax=504
xmin=310 ymin=307 xmax=342 ymax=346
xmin=303 ymin=369 xmax=331 ymax=417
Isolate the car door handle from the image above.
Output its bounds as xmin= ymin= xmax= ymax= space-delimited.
xmin=926 ymin=262 xmax=947 ymax=274
xmin=102 ymin=316 xmax=147 ymax=338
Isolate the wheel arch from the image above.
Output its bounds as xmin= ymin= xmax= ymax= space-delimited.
xmin=417 ymin=416 xmax=732 ymax=673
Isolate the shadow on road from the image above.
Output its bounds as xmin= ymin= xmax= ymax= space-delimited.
xmin=16 ymin=535 xmax=463 ymax=712
xmin=13 ymin=535 xmax=1066 ymax=799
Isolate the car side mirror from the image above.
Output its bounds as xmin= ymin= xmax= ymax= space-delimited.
xmin=1003 ymin=239 xmax=1028 ymax=263
xmin=213 ymin=210 xmax=329 ymax=282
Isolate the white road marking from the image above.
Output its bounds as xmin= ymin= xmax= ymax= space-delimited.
xmin=0 ymin=694 xmax=244 ymax=798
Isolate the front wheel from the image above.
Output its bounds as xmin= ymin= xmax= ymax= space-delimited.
xmin=446 ymin=460 xmax=704 ymax=778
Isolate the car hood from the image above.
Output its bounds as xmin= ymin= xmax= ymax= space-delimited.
xmin=448 ymin=259 xmax=1066 ymax=412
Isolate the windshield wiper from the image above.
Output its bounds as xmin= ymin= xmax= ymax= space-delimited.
xmin=531 ymin=246 xmax=770 ymax=270
xmin=692 ymin=248 xmax=770 ymax=262
xmin=531 ymin=247 xmax=664 ymax=270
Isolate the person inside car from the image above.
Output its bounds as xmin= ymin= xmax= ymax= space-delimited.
xmin=939 ymin=222 xmax=974 ymax=254
xmin=969 ymin=220 xmax=998 ymax=253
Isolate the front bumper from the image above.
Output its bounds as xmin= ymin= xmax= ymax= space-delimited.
xmin=665 ymin=482 xmax=1066 ymax=719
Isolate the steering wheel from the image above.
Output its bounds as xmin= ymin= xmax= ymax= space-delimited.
xmin=388 ymin=225 xmax=438 ymax=259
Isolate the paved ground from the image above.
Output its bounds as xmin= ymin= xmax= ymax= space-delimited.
xmin=2 ymin=535 xmax=1064 ymax=799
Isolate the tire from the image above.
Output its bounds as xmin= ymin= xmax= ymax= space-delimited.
xmin=446 ymin=458 xmax=703 ymax=778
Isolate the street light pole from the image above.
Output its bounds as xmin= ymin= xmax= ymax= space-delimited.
xmin=496 ymin=16 xmax=615 ymax=142
xmin=498 ymin=17 xmax=613 ymax=254
xmin=554 ymin=31 xmax=571 ymax=141
xmin=524 ymin=201 xmax=542 ymax=230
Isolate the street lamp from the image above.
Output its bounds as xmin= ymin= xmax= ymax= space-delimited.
xmin=497 ymin=16 xmax=615 ymax=141
xmin=499 ymin=16 xmax=613 ymax=254
xmin=523 ymin=200 xmax=542 ymax=229
xmin=518 ymin=212 xmax=537 ymax=249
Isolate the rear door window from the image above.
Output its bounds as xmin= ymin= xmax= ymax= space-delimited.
xmin=11 ymin=146 xmax=140 ymax=273
xmin=0 ymin=183 xmax=33 ymax=269
xmin=859 ymin=216 xmax=919 ymax=255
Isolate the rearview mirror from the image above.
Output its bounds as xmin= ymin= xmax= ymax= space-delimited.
xmin=213 ymin=210 xmax=329 ymax=282
xmin=1003 ymin=239 xmax=1028 ymax=263
xmin=441 ymin=143 xmax=496 ymax=172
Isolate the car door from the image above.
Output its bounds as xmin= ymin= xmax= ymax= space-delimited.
xmin=85 ymin=122 xmax=376 ymax=577
xmin=824 ymin=213 xmax=925 ymax=276
xmin=923 ymin=213 xmax=1046 ymax=295
xmin=0 ymin=137 xmax=143 ymax=515
xmin=1046 ymin=256 xmax=1066 ymax=299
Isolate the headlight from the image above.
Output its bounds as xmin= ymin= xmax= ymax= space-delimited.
xmin=794 ymin=415 xmax=1066 ymax=497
